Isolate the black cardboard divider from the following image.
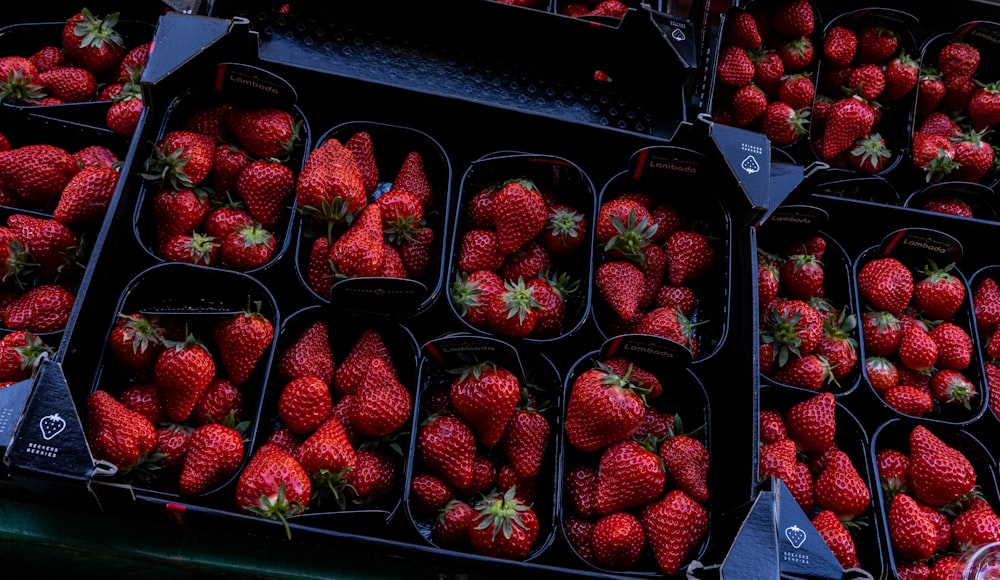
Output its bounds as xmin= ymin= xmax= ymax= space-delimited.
xmin=402 ymin=332 xmax=562 ymax=564
xmin=295 ymin=120 xmax=452 ymax=320
xmin=589 ymin=145 xmax=732 ymax=365
xmin=558 ymin=346 xmax=713 ymax=577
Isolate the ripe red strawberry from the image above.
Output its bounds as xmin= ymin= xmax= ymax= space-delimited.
xmin=154 ymin=333 xmax=216 ymax=422
xmin=3 ymin=283 xmax=75 ymax=333
xmin=911 ymin=131 xmax=958 ymax=182
xmin=6 ymin=212 xmax=81 ymax=276
xmin=760 ymin=100 xmax=808 ymax=146
xmin=192 ymin=377 xmax=244 ymax=425
xmin=37 ymin=66 xmax=96 ymax=103
xmin=732 ymin=83 xmax=768 ymax=126
xmin=565 ymin=362 xmax=645 ymax=453
xmin=846 ymin=64 xmax=885 ymax=101
xmin=847 ymin=133 xmax=891 ymax=174
xmin=235 ymin=159 xmax=295 ymax=229
xmin=860 ymin=309 xmax=902 ymax=357
xmin=857 ymin=257 xmax=913 ymax=316
xmin=345 ymin=446 xmax=398 ymax=505
xmin=449 ymin=361 xmax=520 ymax=447
xmin=377 ymin=188 xmax=423 ymax=244
xmin=295 ymin=138 xmax=367 ymax=225
xmin=968 ymin=82 xmax=1000 ymax=131
xmin=219 ymin=223 xmax=277 ymax=271
xmin=908 ymin=425 xmax=976 ymax=507
xmin=500 ymin=398 xmax=550 ymax=479
xmin=86 ymin=389 xmax=157 ymax=471
xmin=916 ymin=68 xmax=947 ymax=116
xmin=812 ymin=509 xmax=861 ymax=569
xmin=350 ymin=357 xmax=412 ymax=437
xmin=813 ymin=449 xmax=871 ymax=521
xmin=822 ymin=25 xmax=857 ymax=68
xmin=814 ymin=312 xmax=858 ymax=380
xmin=759 ymin=409 xmax=788 ymax=444
xmin=564 ymin=463 xmax=599 ymax=519
xmin=888 ymin=492 xmax=938 ymax=562
xmin=485 ymin=277 xmax=542 ymax=338
xmin=595 ymin=438 xmax=666 ymax=514
xmin=213 ymin=305 xmax=274 ymax=386
xmin=928 ymin=318 xmax=971 ymax=369
xmin=153 ymin=423 xmax=191 ymax=474
xmin=591 ymin=512 xmax=645 ymax=570
xmin=930 ymin=369 xmax=977 ymax=409
xmin=334 ymin=328 xmax=394 ymax=398
xmin=951 ymin=499 xmax=1000 ymax=551
xmin=392 ymin=150 xmax=434 ymax=210
xmin=467 ymin=486 xmax=539 ymax=560
xmin=897 ymin=324 xmax=938 ymax=373
xmin=276 ymin=320 xmax=334 ymax=385
xmin=654 ymin=284 xmax=698 ymax=318
xmin=417 ymin=414 xmax=477 ymax=489
xmin=210 ymin=143 xmax=252 ymax=198
xmin=951 ymin=128 xmax=994 ymax=183
xmin=779 ymin=252 xmax=823 ymax=299
xmin=665 ymin=229 xmax=715 ymax=286
xmin=634 ymin=305 xmax=699 ymax=356
xmin=777 ymin=73 xmax=814 ymax=110
xmin=29 ymin=46 xmax=70 ymax=74
xmin=723 ymin=8 xmax=763 ymax=49
xmin=106 ymin=94 xmax=144 ymax=136
xmin=278 ymin=375 xmax=333 ymax=435
xmin=329 ymin=203 xmax=385 ymax=277
xmin=819 ymin=97 xmax=875 ymax=161
xmin=490 ymin=178 xmax=547 ymax=255
xmin=0 ymin=331 xmax=51 ymax=382
xmin=303 ymin=235 xmax=334 ymax=299
xmin=120 ymin=383 xmax=166 ymax=425
xmin=784 ymin=392 xmax=835 ymax=452
xmin=178 ymin=423 xmax=245 ymax=496
xmin=777 ymin=36 xmax=814 ymax=72
xmin=855 ymin=25 xmax=899 ymax=63
xmin=294 ymin=416 xmax=358 ymax=497
xmin=235 ymin=443 xmax=311 ymax=539
xmin=535 ymin=203 xmax=585 ymax=256
xmin=223 ymin=107 xmax=301 ymax=160
xmin=884 ymin=52 xmax=920 ymax=101
xmin=409 ymin=472 xmax=453 ymax=516
xmin=0 ymin=144 xmax=79 ymax=208
xmin=761 ymin=298 xmax=824 ymax=364
xmin=772 ymin=0 xmax=814 ymax=37
xmin=773 ymin=353 xmax=834 ymax=391
xmin=758 ymin=437 xmax=798 ymax=481
xmin=61 ymin=9 xmax=125 ymax=75
xmin=203 ymin=205 xmax=253 ymax=240
xmin=160 ymin=232 xmax=218 ymax=265
xmin=451 ymin=269 xmax=502 ymax=329
xmin=937 ymin=41 xmax=980 ymax=83
xmin=875 ymin=447 xmax=909 ymax=493
xmin=458 ymin=229 xmax=503 ymax=272
xmin=595 ymin=260 xmax=644 ymax=321
xmin=975 ymin=276 xmax=1000 ymax=334
xmin=717 ymin=46 xmax=754 ymax=87
xmin=659 ymin=434 xmax=710 ymax=503
xmin=396 ymin=224 xmax=433 ymax=278
xmin=922 ymin=195 xmax=973 ymax=217
xmin=145 ymin=130 xmax=216 ymax=190
xmin=525 ymin=274 xmax=572 ymax=338
xmin=865 ymin=356 xmax=899 ymax=394
xmin=640 ymin=489 xmax=708 ymax=575
xmin=53 ymin=166 xmax=119 ymax=225
xmin=432 ymin=498 xmax=474 ymax=548
xmin=344 ymin=131 xmax=379 ymax=195
xmin=751 ymin=50 xmax=785 ymax=95
xmin=109 ymin=312 xmax=165 ymax=374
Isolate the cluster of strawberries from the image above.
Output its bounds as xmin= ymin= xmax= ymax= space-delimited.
xmin=811 ymin=18 xmax=920 ymax=173
xmin=234 ymin=322 xmax=413 ymax=532
xmin=450 ymin=176 xmax=587 ymax=340
xmin=592 ymin=191 xmax=716 ymax=357
xmin=558 ymin=0 xmax=629 ymax=19
xmin=910 ymin=36 xmax=1000 ymax=185
xmin=759 ymin=392 xmax=874 ymax=570
xmin=87 ymin=305 xmax=275 ymax=497
xmin=711 ymin=0 xmax=818 ymax=147
xmin=856 ymin=254 xmax=980 ymax=421
xmin=407 ymin=357 xmax=554 ymax=560
xmin=971 ymin=272 xmax=1000 ymax=420
xmin=877 ymin=425 xmax=998 ymax=577
xmin=142 ymin=103 xmax=304 ymax=271
xmin=0 ymin=8 xmax=150 ymax=136
xmin=561 ymin=356 xmax=709 ymax=575
xmin=757 ymin=234 xmax=860 ymax=391
xmin=298 ymin=132 xmax=436 ymax=297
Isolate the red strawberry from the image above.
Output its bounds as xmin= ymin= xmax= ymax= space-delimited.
xmin=968 ymin=82 xmax=1000 ymax=131
xmin=192 ymin=377 xmax=244 ymax=425
xmin=937 ymin=41 xmax=980 ymax=83
xmin=184 ymin=102 xmax=234 ymax=140
xmin=595 ymin=438 xmax=666 ymax=514
xmin=717 ymin=46 xmax=755 ymax=87
xmin=53 ymin=166 xmax=119 ymax=224
xmin=154 ymin=333 xmax=217 ymax=422
xmin=564 ymin=463 xmax=599 ymax=518
xmin=108 ymin=312 xmax=165 ymax=374
xmin=922 ymin=195 xmax=973 ymax=217
xmin=885 ymin=385 xmax=934 ymax=417
xmin=884 ymin=52 xmax=920 ymax=101
xmin=929 ymin=321 xmax=972 ymax=371
xmin=732 ymin=83 xmax=768 ymax=126
xmin=911 ymin=131 xmax=958 ymax=182
xmin=930 ymin=369 xmax=978 ymax=409
xmin=591 ymin=512 xmax=645 ymax=570
xmin=210 ymin=143 xmax=252 ymax=197
xmin=665 ymin=229 xmax=715 ymax=286
xmin=500 ymin=397 xmax=550 ymax=479
xmin=450 ymin=361 xmax=520 ymax=447
xmin=565 ymin=362 xmax=645 ymax=453
xmin=772 ymin=0 xmax=814 ymax=38
xmin=773 ymin=353 xmax=835 ymax=391
xmin=486 ymin=277 xmax=542 ymax=338
xmin=3 ymin=283 xmax=75 ymax=333
xmin=760 ymin=100 xmax=808 ymax=146
xmin=860 ymin=309 xmax=902 ymax=357
xmin=467 ymin=486 xmax=539 ymax=560
xmin=106 ymin=94 xmax=144 ymax=137
xmin=409 ymin=473 xmax=453 ymax=516
xmin=334 ymin=328 xmax=394 ymax=398
xmin=785 ymin=392 xmax=836 ymax=453
xmin=640 ymin=489 xmax=708 ymax=575
xmin=814 ymin=312 xmax=858 ymax=380
xmin=951 ymin=499 xmax=1000 ymax=551
xmin=723 ymin=8 xmax=763 ymax=49
xmin=457 ymin=229 xmax=503 ymax=272
xmin=951 ymin=128 xmax=994 ymax=183
xmin=916 ymin=68 xmax=947 ymax=116
xmin=145 ymin=130 xmax=216 ymax=190
xmin=345 ymin=446 xmax=398 ymax=505
xmin=235 ymin=159 xmax=295 ymax=229
xmin=416 ymin=414 xmax=477 ymax=490
xmin=847 ymin=133 xmax=891 ymax=174
xmin=451 ymin=269 xmax=502 ymax=330
xmin=329 ymin=203 xmax=385 ymax=278
xmin=855 ymin=25 xmax=899 ymax=63
xmin=224 ymin=107 xmax=301 ymax=160
xmin=812 ymin=509 xmax=860 ymax=569
xmin=85 ymin=389 xmax=157 ymax=471
xmin=397 ymin=224 xmax=434 ymax=278
xmin=865 ymin=356 xmax=899 ymax=394
xmin=178 ymin=423 xmax=245 ymax=496
xmin=235 ymin=443 xmax=311 ymax=538
xmin=303 ymin=235 xmax=334 ymax=299
xmin=350 ymin=357 xmax=412 ymax=437
xmin=278 ymin=375 xmax=333 ymax=435
xmin=888 ymin=492 xmax=938 ymax=562
xmin=276 ymin=320 xmax=335 ymax=385
xmin=294 ymin=416 xmax=358 ymax=499
xmin=777 ymin=73 xmax=815 ymax=110
xmin=822 ymin=25 xmax=857 ymax=68
xmin=909 ymin=425 xmax=976 ymax=507
xmin=295 ymin=138 xmax=367 ymax=226
xmin=759 ymin=437 xmax=798 ymax=481
xmin=819 ymin=97 xmax=875 ymax=161
xmin=0 ymin=331 xmax=51 ymax=382
xmin=759 ymin=409 xmax=788 ymax=444
xmin=160 ymin=232 xmax=218 ymax=265
xmin=596 ymin=260 xmax=644 ymax=321
xmin=761 ymin=298 xmax=824 ymax=362
xmin=0 ymin=144 xmax=79 ymax=208
xmin=491 ymin=178 xmax=548 ymax=255
xmin=219 ymin=223 xmax=277 ymax=271
xmin=61 ymin=9 xmax=125 ymax=75
xmin=120 ymin=383 xmax=166 ymax=425
xmin=377 ymin=188 xmax=423 ymax=244
xmin=344 ymin=131 xmax=379 ymax=195
xmin=29 ymin=46 xmax=70 ymax=74
xmin=213 ymin=305 xmax=274 ymax=386
xmin=777 ymin=36 xmax=815 ymax=72
xmin=37 ymin=66 xmax=96 ymax=103
xmin=432 ymin=499 xmax=474 ymax=548
xmin=813 ymin=449 xmax=871 ymax=521
xmin=203 ymin=205 xmax=254 ymax=240
xmin=975 ymin=276 xmax=1000 ymax=334
xmin=153 ymin=423 xmax=191 ymax=473
xmin=897 ymin=325 xmax=939 ymax=373
xmin=634 ymin=305 xmax=699 ymax=356
xmin=751 ymin=50 xmax=785 ymax=96
xmin=392 ymin=150 xmax=434 ymax=210
xmin=779 ymin=252 xmax=824 ymax=299
xmin=857 ymin=257 xmax=913 ymax=316
xmin=659 ymin=434 xmax=710 ymax=503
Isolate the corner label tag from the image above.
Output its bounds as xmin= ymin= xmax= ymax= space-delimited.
xmin=705 ymin=123 xmax=771 ymax=210
xmin=880 ymin=228 xmax=963 ymax=265
xmin=213 ymin=62 xmax=298 ymax=108
xmin=761 ymin=205 xmax=829 ymax=236
xmin=421 ymin=334 xmax=527 ymax=387
xmin=599 ymin=333 xmax=693 ymax=369
xmin=628 ymin=146 xmax=706 ymax=186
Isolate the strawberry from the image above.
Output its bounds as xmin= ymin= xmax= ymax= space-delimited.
xmin=654 ymin=284 xmax=698 ymax=318
xmin=486 ymin=277 xmax=542 ymax=338
xmin=875 ymin=447 xmax=909 ymax=493
xmin=500 ymin=396 xmax=550 ymax=479
xmin=919 ymin=111 xmax=962 ymax=138
xmin=53 ymin=166 xmax=119 ymax=225
xmin=860 ymin=309 xmax=902 ymax=356
xmin=855 ymin=25 xmax=899 ymax=63
xmin=303 ymin=235 xmax=334 ymax=299
xmin=144 ymin=130 xmax=216 ymax=190
xmin=344 ymin=131 xmax=379 ymax=195
xmin=732 ymin=83 xmax=768 ymax=126
xmin=161 ymin=232 xmax=218 ymax=265
xmin=968 ymin=82 xmax=1000 ymax=131
xmin=595 ymin=260 xmax=644 ymax=321
xmin=536 ymin=203 xmax=586 ymax=256
xmin=951 ymin=127 xmax=994 ymax=183
xmin=409 ymin=473 xmax=453 ymax=516
xmin=751 ymin=50 xmax=785 ymax=95
xmin=345 ymin=446 xmax=398 ymax=505
xmin=0 ymin=144 xmax=79 ymax=208
xmin=7 ymin=212 xmax=81 ymax=276
xmin=822 ymin=25 xmax=857 ymax=68
xmin=457 ymin=229 xmax=503 ymax=272
xmin=591 ymin=512 xmax=645 ymax=570
xmin=153 ymin=423 xmax=191 ymax=474
xmin=812 ymin=509 xmax=860 ymax=569
xmin=294 ymin=416 xmax=358 ymax=499
xmin=916 ymin=68 xmax=947 ymax=116
xmin=951 ymin=500 xmax=1000 ymax=551
xmin=432 ymin=499 xmax=474 ymax=548
xmin=777 ymin=73 xmax=814 ymax=110
xmin=108 ymin=312 xmax=165 ymax=374
xmin=760 ymin=100 xmax=808 ymax=146
xmin=416 ymin=414 xmax=477 ymax=489
xmin=278 ymin=376 xmax=333 ymax=435
xmin=203 ymin=205 xmax=254 ymax=240
xmin=466 ymin=454 xmax=499 ymax=497
xmin=525 ymin=274 xmax=573 ymax=338
xmin=897 ymin=324 xmax=938 ymax=373
xmin=819 ymin=97 xmax=875 ymax=161
xmin=564 ymin=362 xmax=645 ymax=453
xmin=235 ymin=159 xmax=295 ymax=229
xmin=723 ymin=8 xmax=762 ymax=49
xmin=29 ymin=46 xmax=70 ymax=74
xmin=276 ymin=320 xmax=335 ymax=385
xmin=784 ymin=392 xmax=835 ymax=453
xmin=777 ymin=36 xmax=814 ymax=72
xmin=397 ymin=224 xmax=434 ymax=278
xmin=73 ymin=145 xmax=119 ymax=169
xmin=86 ymin=389 xmax=157 ymax=471
xmin=888 ymin=492 xmax=938 ymax=562
xmin=213 ymin=304 xmax=274 ymax=386
xmin=61 ymin=8 xmax=125 ymax=75
xmin=295 ymin=138 xmax=367 ymax=225
xmin=845 ymin=64 xmax=886 ymax=101
xmin=120 ymin=383 xmax=166 ymax=425
xmin=377 ymin=188 xmax=423 ymax=244
xmin=0 ymin=331 xmax=51 ymax=382
xmin=223 ymin=107 xmax=301 ymax=160
xmin=640 ymin=489 xmax=708 ymax=575
xmin=467 ymin=486 xmax=539 ymax=560
xmin=192 ymin=377 xmax=243 ymax=425
xmin=329 ymin=203 xmax=384 ymax=277
xmin=334 ymin=328 xmax=394 ymax=397
xmin=350 ymin=357 xmax=412 ymax=437
xmin=847 ymin=133 xmax=891 ymax=174
xmin=106 ymin=94 xmax=144 ymax=137
xmin=659 ymin=434 xmax=710 ymax=503
xmin=178 ymin=423 xmax=245 ymax=496
xmin=219 ymin=223 xmax=277 ymax=271
xmin=922 ymin=195 xmax=973 ymax=217
xmin=865 ymin=356 xmax=899 ymax=394
xmin=665 ymin=229 xmax=715 ymax=286
xmin=449 ymin=360 xmax=520 ymax=447
xmin=813 ymin=449 xmax=871 ymax=521
xmin=154 ymin=333 xmax=216 ymax=422
xmin=913 ymin=261 xmax=965 ymax=321
xmin=779 ymin=252 xmax=824 ymax=299
xmin=759 ymin=409 xmax=788 ymax=444
xmin=937 ymin=41 xmax=980 ymax=83
xmin=857 ymin=257 xmax=913 ymax=316
xmin=117 ymin=41 xmax=151 ymax=82
xmin=717 ymin=46 xmax=755 ymax=87
xmin=761 ymin=298 xmax=824 ymax=363
xmin=36 ymin=66 xmax=96 ymax=103
xmin=451 ymin=269 xmax=502 ymax=330
xmin=564 ymin=463 xmax=599 ymax=519
xmin=184 ymin=102 xmax=234 ymax=141
xmin=634 ymin=305 xmax=699 ymax=356
xmin=595 ymin=438 xmax=666 ymax=514
xmin=773 ymin=353 xmax=834 ymax=391
xmin=758 ymin=437 xmax=798 ymax=482
xmin=929 ymin=368 xmax=977 ymax=409
xmin=908 ymin=425 xmax=976 ymax=507
xmin=772 ymin=0 xmax=814 ymax=38
xmin=814 ymin=311 xmax=858 ymax=380
xmin=235 ymin=443 xmax=311 ymax=538
xmin=3 ymin=283 xmax=75 ymax=333
xmin=491 ymin=178 xmax=548 ymax=255
xmin=884 ymin=52 xmax=920 ymax=101
xmin=392 ymin=150 xmax=434 ymax=210
xmin=975 ymin=276 xmax=1000 ymax=334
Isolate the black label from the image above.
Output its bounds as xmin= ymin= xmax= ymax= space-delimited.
xmin=880 ymin=228 xmax=963 ymax=264
xmin=421 ymin=334 xmax=527 ymax=386
xmin=763 ymin=205 xmax=829 ymax=232
xmin=629 ymin=146 xmax=706 ymax=185
xmin=331 ymin=277 xmax=429 ymax=316
xmin=212 ymin=62 xmax=298 ymax=108
xmin=599 ymin=333 xmax=693 ymax=368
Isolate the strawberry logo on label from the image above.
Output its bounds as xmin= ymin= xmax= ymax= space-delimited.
xmin=741 ymin=155 xmax=760 ymax=174
xmin=39 ymin=413 xmax=66 ymax=440
xmin=784 ymin=524 xmax=806 ymax=549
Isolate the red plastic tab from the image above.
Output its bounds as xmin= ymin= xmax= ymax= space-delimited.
xmin=165 ymin=503 xmax=188 ymax=526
